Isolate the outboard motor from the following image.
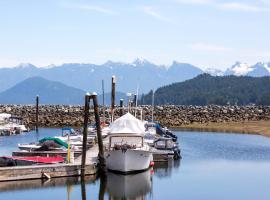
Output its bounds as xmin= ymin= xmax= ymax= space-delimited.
xmin=173 ymin=147 xmax=181 ymax=160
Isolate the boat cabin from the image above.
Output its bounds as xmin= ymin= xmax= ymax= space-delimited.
xmin=108 ymin=134 xmax=144 ymax=151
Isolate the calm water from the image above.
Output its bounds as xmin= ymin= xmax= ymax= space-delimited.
xmin=1 ymin=128 xmax=270 ymax=199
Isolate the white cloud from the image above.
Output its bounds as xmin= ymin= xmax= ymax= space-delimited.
xmin=260 ymin=0 xmax=270 ymax=5
xmin=63 ymin=3 xmax=116 ymax=15
xmin=140 ymin=6 xmax=174 ymax=24
xmin=189 ymin=43 xmax=233 ymax=52
xmin=173 ymin=0 xmax=213 ymax=5
xmin=218 ymin=2 xmax=268 ymax=12
xmin=173 ymin=0 xmax=270 ymax=12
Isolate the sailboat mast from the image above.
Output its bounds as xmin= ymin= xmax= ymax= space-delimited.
xmin=151 ymin=90 xmax=154 ymax=123
xmin=102 ymin=80 xmax=105 ymax=124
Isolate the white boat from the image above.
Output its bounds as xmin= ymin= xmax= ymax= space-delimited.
xmin=18 ymin=143 xmax=41 ymax=151
xmin=105 ymin=113 xmax=153 ymax=173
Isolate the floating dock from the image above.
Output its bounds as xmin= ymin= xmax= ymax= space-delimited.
xmin=0 ymin=144 xmax=99 ymax=182
xmin=0 ymin=163 xmax=97 ymax=182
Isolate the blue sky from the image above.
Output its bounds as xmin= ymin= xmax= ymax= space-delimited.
xmin=0 ymin=0 xmax=269 ymax=70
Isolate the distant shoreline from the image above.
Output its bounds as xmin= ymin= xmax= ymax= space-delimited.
xmin=172 ymin=120 xmax=270 ymax=137
xmin=1 ymin=104 xmax=270 ymax=137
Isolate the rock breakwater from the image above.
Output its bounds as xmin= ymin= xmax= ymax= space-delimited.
xmin=0 ymin=105 xmax=270 ymax=128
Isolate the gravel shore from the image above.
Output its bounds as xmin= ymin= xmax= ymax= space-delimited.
xmin=1 ymin=105 xmax=270 ymax=132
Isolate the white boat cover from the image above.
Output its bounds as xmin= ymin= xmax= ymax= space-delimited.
xmin=109 ymin=113 xmax=146 ymax=135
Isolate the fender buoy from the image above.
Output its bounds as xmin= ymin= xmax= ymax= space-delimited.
xmin=150 ymin=161 xmax=155 ymax=167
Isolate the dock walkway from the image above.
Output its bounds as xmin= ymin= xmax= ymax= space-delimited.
xmin=75 ymin=145 xmax=99 ymax=165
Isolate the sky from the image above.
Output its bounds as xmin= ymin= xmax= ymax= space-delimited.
xmin=0 ymin=0 xmax=270 ymax=70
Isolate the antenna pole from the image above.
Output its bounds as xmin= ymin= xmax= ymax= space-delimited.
xmin=151 ymin=90 xmax=154 ymax=123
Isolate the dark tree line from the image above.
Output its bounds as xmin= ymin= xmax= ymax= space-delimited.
xmin=141 ymin=74 xmax=270 ymax=106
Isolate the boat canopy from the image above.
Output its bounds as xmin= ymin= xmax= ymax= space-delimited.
xmin=39 ymin=137 xmax=68 ymax=148
xmin=109 ymin=113 xmax=145 ymax=135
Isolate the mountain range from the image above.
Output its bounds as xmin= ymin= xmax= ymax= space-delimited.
xmin=0 ymin=59 xmax=203 ymax=93
xmin=206 ymin=62 xmax=270 ymax=77
xmin=0 ymin=77 xmax=126 ymax=105
xmin=0 ymin=59 xmax=269 ymax=100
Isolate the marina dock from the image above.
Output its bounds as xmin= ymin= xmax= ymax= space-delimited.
xmin=1 ymin=143 xmax=173 ymax=182
xmin=0 ymin=144 xmax=99 ymax=182
xmin=0 ymin=163 xmax=97 ymax=182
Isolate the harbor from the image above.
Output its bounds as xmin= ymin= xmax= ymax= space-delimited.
xmin=0 ymin=74 xmax=270 ymax=200
xmin=0 ymin=87 xmax=182 ymax=182
xmin=1 ymin=129 xmax=270 ymax=199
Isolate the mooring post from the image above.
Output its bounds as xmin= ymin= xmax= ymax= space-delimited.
xmin=134 ymin=94 xmax=137 ymax=117
xmin=120 ymin=99 xmax=124 ymax=116
xmin=91 ymin=93 xmax=107 ymax=174
xmin=35 ymin=95 xmax=39 ymax=131
xmin=81 ymin=93 xmax=90 ymax=177
xmin=111 ymin=75 xmax=116 ymax=122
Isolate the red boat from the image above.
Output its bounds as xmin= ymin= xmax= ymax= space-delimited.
xmin=0 ymin=155 xmax=64 ymax=167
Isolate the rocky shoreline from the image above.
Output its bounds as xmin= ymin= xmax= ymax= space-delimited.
xmin=1 ymin=104 xmax=270 ymax=129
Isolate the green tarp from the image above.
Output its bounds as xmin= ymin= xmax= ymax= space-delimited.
xmin=39 ymin=137 xmax=68 ymax=148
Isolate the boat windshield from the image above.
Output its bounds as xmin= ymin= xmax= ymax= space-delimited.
xmin=109 ymin=136 xmax=143 ymax=149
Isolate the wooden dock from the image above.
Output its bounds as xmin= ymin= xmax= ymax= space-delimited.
xmin=0 ymin=163 xmax=97 ymax=182
xmin=0 ymin=144 xmax=99 ymax=182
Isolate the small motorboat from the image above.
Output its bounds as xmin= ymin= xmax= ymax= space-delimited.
xmin=18 ymin=137 xmax=69 ymax=151
xmin=145 ymin=121 xmax=178 ymax=142
xmin=152 ymin=137 xmax=181 ymax=160
xmin=0 ymin=155 xmax=64 ymax=167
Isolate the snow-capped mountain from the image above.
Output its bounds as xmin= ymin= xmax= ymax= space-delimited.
xmin=224 ymin=62 xmax=253 ymax=76
xmin=224 ymin=62 xmax=270 ymax=76
xmin=0 ymin=59 xmax=203 ymax=93
xmin=1 ymin=59 xmax=270 ymax=95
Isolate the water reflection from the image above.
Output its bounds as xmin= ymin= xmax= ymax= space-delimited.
xmin=81 ymin=178 xmax=87 ymax=200
xmin=153 ymin=159 xmax=181 ymax=179
xmin=2 ymin=130 xmax=270 ymax=200
xmin=106 ymin=170 xmax=152 ymax=200
xmin=99 ymin=175 xmax=107 ymax=200
xmin=0 ymin=175 xmax=96 ymax=192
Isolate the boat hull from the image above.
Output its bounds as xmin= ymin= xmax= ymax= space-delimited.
xmin=105 ymin=149 xmax=152 ymax=174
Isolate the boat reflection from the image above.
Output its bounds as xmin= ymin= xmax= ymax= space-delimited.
xmin=106 ymin=170 xmax=152 ymax=200
xmin=153 ymin=159 xmax=181 ymax=179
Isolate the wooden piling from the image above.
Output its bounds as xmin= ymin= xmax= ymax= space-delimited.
xmin=120 ymin=99 xmax=124 ymax=116
xmin=134 ymin=94 xmax=137 ymax=117
xmin=35 ymin=95 xmax=39 ymax=131
xmin=81 ymin=94 xmax=90 ymax=177
xmin=111 ymin=75 xmax=116 ymax=122
xmin=91 ymin=93 xmax=106 ymax=174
